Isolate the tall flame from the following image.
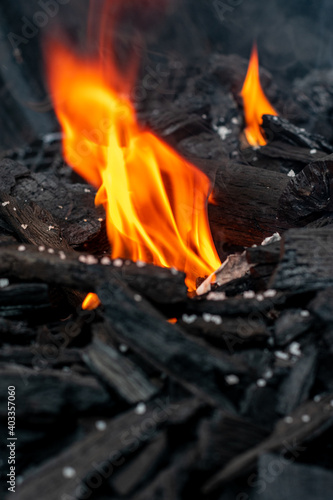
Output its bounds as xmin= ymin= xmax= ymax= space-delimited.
xmin=241 ymin=44 xmax=278 ymax=146
xmin=46 ymin=37 xmax=220 ymax=303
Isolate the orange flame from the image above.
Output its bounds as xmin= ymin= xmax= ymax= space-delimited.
xmin=46 ymin=39 xmax=220 ymax=306
xmin=241 ymin=44 xmax=278 ymax=146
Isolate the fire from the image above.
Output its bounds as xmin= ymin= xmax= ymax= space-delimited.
xmin=241 ymin=44 xmax=278 ymax=146
xmin=46 ymin=41 xmax=220 ymax=306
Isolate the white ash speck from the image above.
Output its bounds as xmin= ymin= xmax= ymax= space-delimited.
xmin=135 ymin=402 xmax=146 ymax=415
xmin=261 ymin=233 xmax=281 ymax=246
xmin=275 ymin=351 xmax=289 ymax=361
xmin=211 ymin=315 xmax=222 ymax=325
xmin=13 ymin=207 xmax=16 ymax=211
xmin=310 ymin=149 xmax=317 ymax=154
xmin=48 ymin=248 xmax=55 ymax=254
xmin=85 ymin=255 xmax=98 ymax=265
xmin=95 ymin=420 xmax=107 ymax=431
xmin=170 ymin=268 xmax=179 ymax=275
xmin=203 ymin=313 xmax=212 ymax=322
xmin=300 ymin=128 xmax=306 ymax=132
xmin=257 ymin=379 xmax=267 ymax=388
xmin=225 ymin=374 xmax=239 ymax=385
xmin=207 ymin=292 xmax=226 ymax=301
xmin=300 ymin=310 xmax=310 ymax=318
xmin=289 ymin=342 xmax=301 ymax=357
xmin=79 ymin=255 xmax=87 ymax=263
xmin=62 ymin=467 xmax=76 ymax=479
xmin=314 ymin=395 xmax=322 ymax=403
xmin=21 ymin=224 xmax=28 ymax=230
xmin=217 ymin=125 xmax=232 ymax=141
xmin=113 ymin=258 xmax=123 ymax=267
xmin=38 ymin=246 xmax=45 ymax=252
xmin=58 ymin=205 xmax=63 ymax=209
xmin=182 ymin=314 xmax=197 ymax=324
xmin=84 ymin=188 xmax=91 ymax=193
xmin=101 ymin=256 xmax=111 ymax=266
xmin=284 ymin=416 xmax=293 ymax=424
xmin=231 ymin=117 xmax=239 ymax=125
xmin=0 ymin=279 xmax=9 ymax=288
xmin=264 ymin=369 xmax=273 ymax=379
xmin=48 ymin=225 xmax=55 ymax=231
xmin=301 ymin=414 xmax=311 ymax=423
xmin=59 ymin=251 xmax=66 ymax=260
xmin=134 ymin=294 xmax=142 ymax=302
xmin=119 ymin=344 xmax=128 ymax=353
xmin=243 ymin=290 xmax=255 ymax=299
xmin=287 ymin=169 xmax=296 ymax=177
xmin=136 ymin=260 xmax=146 ymax=268
xmin=1 ymin=201 xmax=9 ymax=206
xmin=256 ymin=294 xmax=264 ymax=302
xmin=273 ymin=116 xmax=278 ymax=122
xmin=264 ymin=289 xmax=277 ymax=298
xmin=18 ymin=245 xmax=26 ymax=252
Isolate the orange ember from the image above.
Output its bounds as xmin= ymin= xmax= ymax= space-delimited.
xmin=241 ymin=44 xmax=278 ymax=146
xmin=46 ymin=41 xmax=220 ymax=307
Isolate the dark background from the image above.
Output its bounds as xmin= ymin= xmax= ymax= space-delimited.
xmin=0 ymin=0 xmax=332 ymax=149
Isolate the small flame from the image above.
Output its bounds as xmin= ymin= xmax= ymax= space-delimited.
xmin=46 ymin=19 xmax=220 ymax=306
xmin=241 ymin=43 xmax=278 ymax=146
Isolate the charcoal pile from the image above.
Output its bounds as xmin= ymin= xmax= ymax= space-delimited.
xmin=0 ymin=45 xmax=333 ymax=500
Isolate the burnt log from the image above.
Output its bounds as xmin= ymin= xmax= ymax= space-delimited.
xmin=0 ymin=245 xmax=187 ymax=304
xmin=209 ymin=160 xmax=290 ymax=249
xmin=271 ymin=228 xmax=333 ymax=293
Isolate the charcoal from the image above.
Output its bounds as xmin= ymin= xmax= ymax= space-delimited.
xmin=97 ymin=279 xmax=249 ymax=410
xmin=271 ymin=228 xmax=333 ymax=293
xmin=83 ymin=335 xmax=159 ymax=404
xmin=111 ymin=432 xmax=167 ymax=496
xmin=0 ymin=364 xmax=113 ymax=422
xmin=179 ymin=315 xmax=269 ymax=349
xmin=209 ymin=160 xmax=290 ymax=249
xmin=203 ymin=393 xmax=333 ymax=493
xmin=0 ymin=245 xmax=187 ymax=305
xmin=197 ymin=411 xmax=270 ymax=473
xmin=0 ymin=158 xmax=104 ymax=248
xmin=14 ymin=397 xmax=202 ymax=500
xmin=308 ymin=288 xmax=333 ymax=324
xmin=261 ymin=115 xmax=333 ymax=154
xmin=278 ymin=156 xmax=333 ymax=225
xmin=276 ymin=347 xmax=317 ymax=416
xmin=0 ymin=318 xmax=36 ymax=345
xmin=252 ymin=140 xmax=327 ymax=170
xmin=274 ymin=309 xmax=313 ymax=346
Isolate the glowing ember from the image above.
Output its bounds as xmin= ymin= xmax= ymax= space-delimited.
xmin=46 ymin=10 xmax=220 ymax=309
xmin=241 ymin=43 xmax=278 ymax=146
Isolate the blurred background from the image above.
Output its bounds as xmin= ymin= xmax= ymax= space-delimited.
xmin=0 ymin=0 xmax=333 ymax=149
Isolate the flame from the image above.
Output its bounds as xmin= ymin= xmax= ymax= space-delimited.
xmin=241 ymin=44 xmax=278 ymax=146
xmin=46 ymin=39 xmax=220 ymax=305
